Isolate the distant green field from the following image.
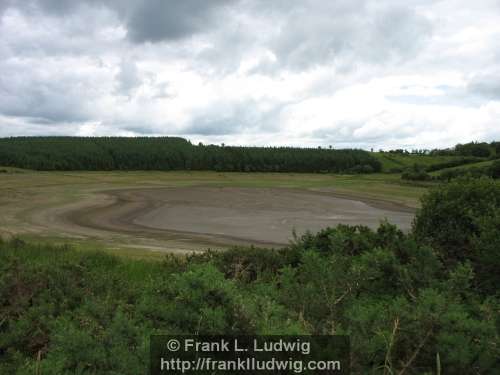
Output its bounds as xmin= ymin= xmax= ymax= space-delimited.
xmin=0 ymin=169 xmax=427 ymax=206
xmin=429 ymin=159 xmax=495 ymax=175
xmin=373 ymin=153 xmax=469 ymax=172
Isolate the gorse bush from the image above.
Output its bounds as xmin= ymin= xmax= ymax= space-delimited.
xmin=1 ymin=179 xmax=499 ymax=374
xmin=413 ymin=177 xmax=500 ymax=297
xmin=489 ymin=160 xmax=500 ymax=178
xmin=414 ymin=178 xmax=497 ymax=256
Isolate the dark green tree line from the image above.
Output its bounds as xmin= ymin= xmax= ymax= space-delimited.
xmin=0 ymin=137 xmax=381 ymax=173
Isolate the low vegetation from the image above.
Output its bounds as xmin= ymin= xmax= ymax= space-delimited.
xmin=376 ymin=140 xmax=500 ymax=174
xmin=401 ymin=164 xmax=433 ymax=182
xmin=1 ymin=178 xmax=499 ymax=374
xmin=401 ymin=160 xmax=500 ymax=182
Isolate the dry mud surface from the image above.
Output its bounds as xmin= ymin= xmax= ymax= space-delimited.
xmin=63 ymin=187 xmax=415 ymax=247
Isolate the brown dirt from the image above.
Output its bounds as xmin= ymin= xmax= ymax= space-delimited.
xmin=62 ymin=186 xmax=415 ymax=247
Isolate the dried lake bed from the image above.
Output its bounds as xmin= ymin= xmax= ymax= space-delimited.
xmin=66 ymin=186 xmax=415 ymax=246
xmin=0 ymin=171 xmax=421 ymax=254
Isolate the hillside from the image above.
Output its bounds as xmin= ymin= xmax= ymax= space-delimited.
xmin=430 ymin=159 xmax=495 ymax=174
xmin=373 ymin=152 xmax=470 ymax=172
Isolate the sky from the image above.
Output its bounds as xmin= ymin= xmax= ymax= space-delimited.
xmin=1 ymin=0 xmax=500 ymax=150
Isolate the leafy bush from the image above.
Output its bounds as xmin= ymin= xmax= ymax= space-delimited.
xmin=469 ymin=211 xmax=500 ymax=294
xmin=388 ymin=167 xmax=403 ymax=173
xmin=414 ymin=178 xmax=500 ymax=272
xmin=401 ymin=164 xmax=432 ymax=181
xmin=347 ymin=164 xmax=375 ymax=174
xmin=490 ymin=160 xmax=500 ymax=178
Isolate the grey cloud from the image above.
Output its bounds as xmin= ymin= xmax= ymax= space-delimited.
xmin=125 ymin=0 xmax=233 ymax=43
xmin=0 ymin=83 xmax=88 ymax=124
xmin=1 ymin=5 xmax=124 ymax=61
xmin=1 ymin=0 xmax=500 ymax=149
xmin=183 ymin=118 xmax=243 ymax=136
xmin=467 ymin=73 xmax=500 ymax=100
xmin=0 ymin=0 xmax=11 ymax=14
xmin=1 ymin=0 xmax=98 ymax=18
xmin=0 ymin=58 xmax=107 ymax=124
xmin=184 ymin=100 xmax=284 ymax=136
xmin=310 ymin=121 xmax=365 ymax=142
xmin=29 ymin=0 xmax=83 ymax=15
xmin=258 ymin=1 xmax=432 ymax=71
xmin=6 ymin=0 xmax=235 ymax=44
xmin=178 ymin=0 xmax=434 ymax=77
xmin=311 ymin=116 xmax=441 ymax=144
xmin=119 ymin=125 xmax=157 ymax=135
xmin=116 ymin=59 xmax=141 ymax=96
xmin=366 ymin=6 xmax=432 ymax=60
xmin=152 ymin=82 xmax=173 ymax=99
xmin=5 ymin=0 xmax=432 ymax=72
xmin=0 ymin=118 xmax=79 ymax=137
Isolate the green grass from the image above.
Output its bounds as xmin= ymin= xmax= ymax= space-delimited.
xmin=12 ymin=234 xmax=172 ymax=261
xmin=0 ymin=169 xmax=425 ymax=197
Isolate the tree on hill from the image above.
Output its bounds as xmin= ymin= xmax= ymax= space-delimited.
xmin=455 ymin=142 xmax=491 ymax=157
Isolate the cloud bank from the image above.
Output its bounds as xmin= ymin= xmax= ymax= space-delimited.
xmin=1 ymin=0 xmax=499 ymax=149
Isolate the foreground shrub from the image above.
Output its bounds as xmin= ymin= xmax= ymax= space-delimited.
xmin=490 ymin=160 xmax=500 ymax=178
xmin=413 ymin=178 xmax=500 ymax=292
xmin=1 ymin=179 xmax=500 ymax=374
xmin=413 ymin=178 xmax=500 ymax=257
xmin=470 ymin=211 xmax=500 ymax=294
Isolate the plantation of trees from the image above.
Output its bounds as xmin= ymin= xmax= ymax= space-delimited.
xmin=0 ymin=177 xmax=499 ymax=374
xmin=0 ymin=137 xmax=381 ymax=173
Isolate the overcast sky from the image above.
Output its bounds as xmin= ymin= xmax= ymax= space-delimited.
xmin=1 ymin=0 xmax=499 ymax=149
